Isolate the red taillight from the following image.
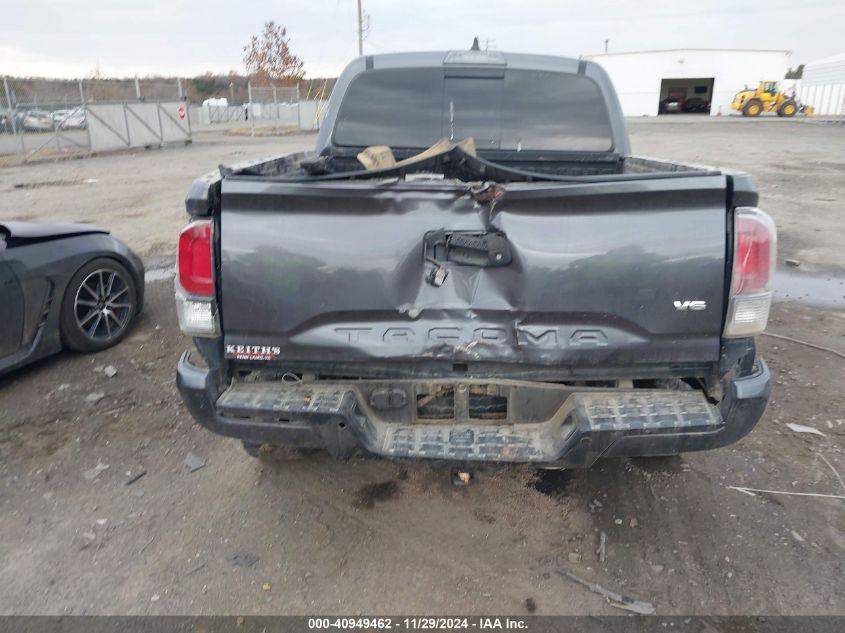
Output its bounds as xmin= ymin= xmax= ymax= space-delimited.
xmin=178 ymin=220 xmax=214 ymax=296
xmin=732 ymin=213 xmax=774 ymax=295
xmin=725 ymin=207 xmax=776 ymax=338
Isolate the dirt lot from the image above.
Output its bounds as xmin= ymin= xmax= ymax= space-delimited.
xmin=0 ymin=130 xmax=316 ymax=259
xmin=630 ymin=117 xmax=845 ymax=272
xmin=0 ymin=120 xmax=843 ymax=615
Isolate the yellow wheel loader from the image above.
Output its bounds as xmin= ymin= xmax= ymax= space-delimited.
xmin=731 ymin=81 xmax=803 ymax=117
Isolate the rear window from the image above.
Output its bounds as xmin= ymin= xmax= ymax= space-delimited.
xmin=333 ymin=67 xmax=614 ymax=152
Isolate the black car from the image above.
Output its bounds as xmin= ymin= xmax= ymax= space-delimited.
xmin=0 ymin=222 xmax=144 ymax=376
xmin=683 ymin=97 xmax=711 ymax=113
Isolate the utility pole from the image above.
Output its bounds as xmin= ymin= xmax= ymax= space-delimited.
xmin=357 ymin=0 xmax=364 ymax=56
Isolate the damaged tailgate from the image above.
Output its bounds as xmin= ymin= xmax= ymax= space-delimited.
xmin=218 ymin=173 xmax=728 ymax=370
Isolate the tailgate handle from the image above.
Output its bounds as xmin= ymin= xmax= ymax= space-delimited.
xmin=424 ymin=230 xmax=512 ymax=267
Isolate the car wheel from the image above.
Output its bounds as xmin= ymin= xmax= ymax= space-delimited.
xmin=61 ymin=258 xmax=138 ymax=353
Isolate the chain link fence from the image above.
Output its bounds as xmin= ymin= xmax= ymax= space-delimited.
xmin=204 ymin=101 xmax=246 ymax=124
xmin=246 ymin=84 xmax=300 ymax=134
xmin=194 ymin=82 xmax=326 ymax=133
xmin=2 ymin=75 xmax=330 ymax=163
xmin=1 ymin=77 xmax=188 ymax=163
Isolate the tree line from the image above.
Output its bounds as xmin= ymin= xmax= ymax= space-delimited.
xmin=4 ymin=21 xmax=336 ymax=105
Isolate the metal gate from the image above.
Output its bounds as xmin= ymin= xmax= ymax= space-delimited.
xmin=85 ymin=101 xmax=191 ymax=152
xmin=1 ymin=76 xmax=191 ymax=163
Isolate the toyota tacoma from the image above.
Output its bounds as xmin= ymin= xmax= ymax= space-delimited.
xmin=175 ymin=49 xmax=773 ymax=466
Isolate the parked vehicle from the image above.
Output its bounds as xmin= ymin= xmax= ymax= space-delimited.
xmin=659 ymin=96 xmax=683 ymax=113
xmin=0 ymin=222 xmax=144 ymax=376
xmin=0 ymin=112 xmax=13 ymax=134
xmin=177 ymin=50 xmax=773 ymax=467
xmin=51 ymin=108 xmax=87 ymax=129
xmin=683 ymin=97 xmax=710 ymax=113
xmin=20 ymin=110 xmax=54 ymax=132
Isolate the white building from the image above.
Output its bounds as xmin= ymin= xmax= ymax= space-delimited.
xmin=797 ymin=53 xmax=845 ymax=116
xmin=583 ymin=48 xmax=791 ymax=117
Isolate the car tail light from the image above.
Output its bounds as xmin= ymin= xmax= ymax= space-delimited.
xmin=176 ymin=220 xmax=219 ymax=337
xmin=724 ymin=207 xmax=776 ymax=338
xmin=178 ymin=220 xmax=213 ymax=296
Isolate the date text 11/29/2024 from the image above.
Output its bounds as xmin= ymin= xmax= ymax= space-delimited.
xmin=307 ymin=617 xmax=528 ymax=630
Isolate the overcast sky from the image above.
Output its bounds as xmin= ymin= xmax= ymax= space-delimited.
xmin=1 ymin=0 xmax=842 ymax=79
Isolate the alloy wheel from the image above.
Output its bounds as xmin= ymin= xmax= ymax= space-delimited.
xmin=73 ymin=268 xmax=133 ymax=341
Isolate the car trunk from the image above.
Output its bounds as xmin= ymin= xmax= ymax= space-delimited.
xmin=218 ymin=170 xmax=728 ymax=377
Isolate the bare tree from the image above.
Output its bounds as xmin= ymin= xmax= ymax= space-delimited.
xmin=243 ymin=21 xmax=305 ymax=86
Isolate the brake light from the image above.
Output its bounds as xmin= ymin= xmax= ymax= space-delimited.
xmin=732 ymin=215 xmax=773 ymax=294
xmin=178 ymin=220 xmax=213 ymax=296
xmin=724 ymin=207 xmax=776 ymax=338
xmin=176 ymin=220 xmax=219 ymax=337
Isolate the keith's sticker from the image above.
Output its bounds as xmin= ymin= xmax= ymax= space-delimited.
xmin=225 ymin=344 xmax=281 ymax=361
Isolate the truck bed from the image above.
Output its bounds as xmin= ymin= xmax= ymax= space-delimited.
xmin=217 ymin=146 xmax=719 ymax=183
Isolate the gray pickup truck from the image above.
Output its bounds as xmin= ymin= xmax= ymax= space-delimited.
xmin=176 ymin=50 xmax=774 ymax=467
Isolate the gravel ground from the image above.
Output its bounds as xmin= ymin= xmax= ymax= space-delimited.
xmin=0 ymin=120 xmax=842 ymax=615
xmin=0 ymin=129 xmax=316 ymax=259
xmin=629 ymin=117 xmax=845 ymax=272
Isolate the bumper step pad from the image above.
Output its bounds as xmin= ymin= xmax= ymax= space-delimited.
xmin=215 ymin=382 xmax=723 ymax=463
xmin=576 ymin=392 xmax=722 ymax=431
xmin=381 ymin=424 xmax=549 ymax=461
xmin=217 ymin=383 xmax=354 ymax=420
